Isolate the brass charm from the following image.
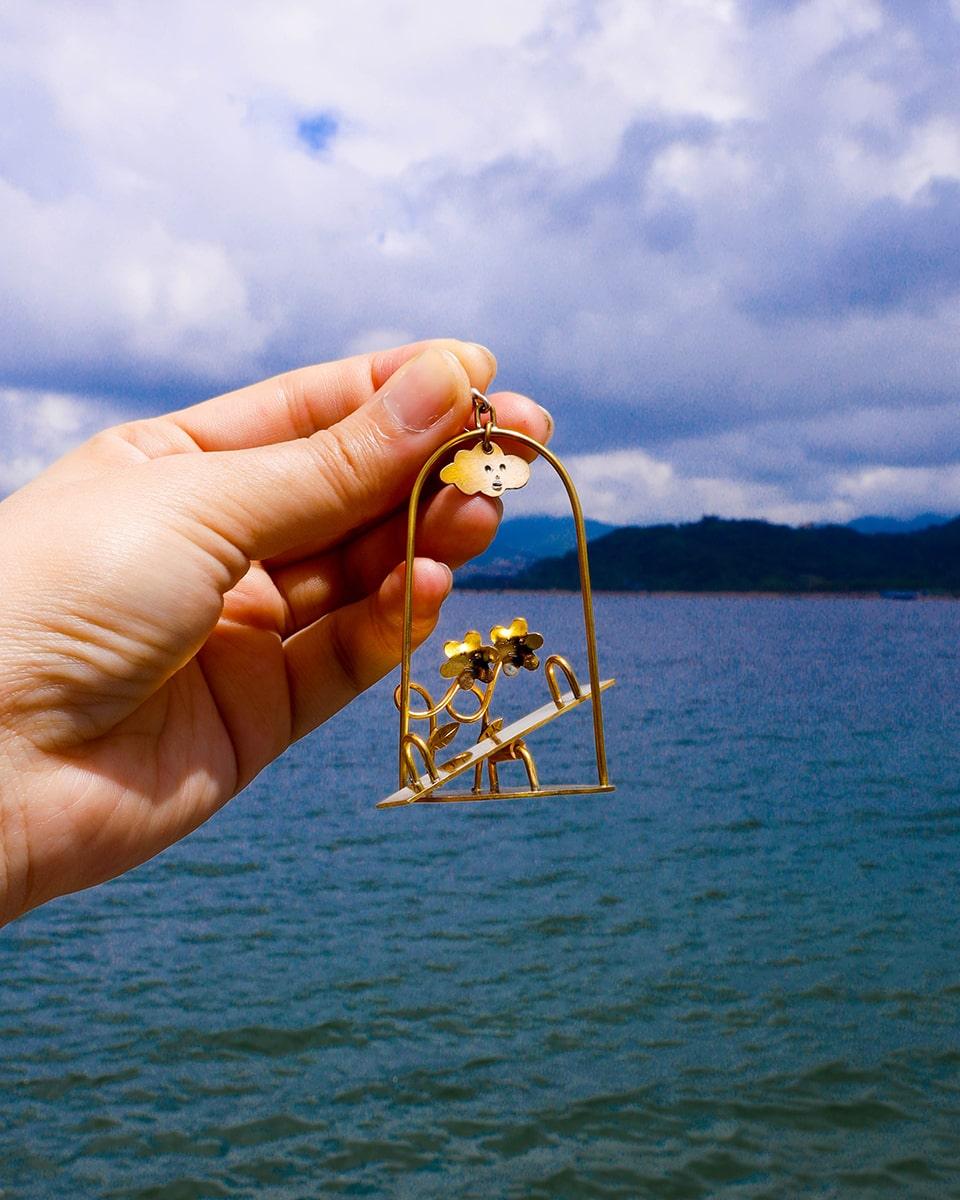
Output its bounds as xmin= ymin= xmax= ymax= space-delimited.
xmin=378 ymin=388 xmax=615 ymax=809
xmin=439 ymin=441 xmax=530 ymax=497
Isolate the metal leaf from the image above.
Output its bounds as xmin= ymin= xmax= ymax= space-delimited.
xmin=429 ymin=722 xmax=460 ymax=752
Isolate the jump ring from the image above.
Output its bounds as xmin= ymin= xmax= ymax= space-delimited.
xmin=471 ymin=388 xmax=497 ymax=452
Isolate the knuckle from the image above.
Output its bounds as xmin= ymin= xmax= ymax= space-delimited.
xmin=102 ymin=417 xmax=197 ymax=457
xmin=88 ymin=422 xmax=142 ymax=455
xmin=306 ymin=422 xmax=375 ymax=509
xmin=276 ymin=370 xmax=317 ymax=441
xmin=104 ymin=418 xmax=143 ymax=442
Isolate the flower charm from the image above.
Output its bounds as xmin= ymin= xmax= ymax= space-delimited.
xmin=491 ymin=618 xmax=543 ymax=675
xmin=441 ymin=630 xmax=500 ymax=684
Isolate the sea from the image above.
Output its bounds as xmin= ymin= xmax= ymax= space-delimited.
xmin=3 ymin=593 xmax=960 ymax=1199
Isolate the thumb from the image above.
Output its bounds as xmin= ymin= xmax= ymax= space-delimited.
xmin=157 ymin=347 xmax=479 ymax=564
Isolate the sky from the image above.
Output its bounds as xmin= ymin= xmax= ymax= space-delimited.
xmin=2 ymin=0 xmax=960 ymax=525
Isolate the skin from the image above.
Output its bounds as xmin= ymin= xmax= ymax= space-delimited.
xmin=0 ymin=339 xmax=551 ymax=926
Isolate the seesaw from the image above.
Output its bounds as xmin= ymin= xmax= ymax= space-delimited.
xmin=378 ymin=675 xmax=615 ymax=808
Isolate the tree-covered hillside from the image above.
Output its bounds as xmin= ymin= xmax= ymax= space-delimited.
xmin=465 ymin=516 xmax=960 ymax=594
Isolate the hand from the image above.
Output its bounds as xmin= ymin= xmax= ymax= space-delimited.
xmin=0 ymin=340 xmax=551 ymax=924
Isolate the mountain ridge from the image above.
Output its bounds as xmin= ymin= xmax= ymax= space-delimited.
xmin=464 ymin=515 xmax=960 ymax=594
xmin=456 ymin=515 xmax=618 ymax=578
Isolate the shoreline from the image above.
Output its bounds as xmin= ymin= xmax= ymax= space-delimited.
xmin=457 ymin=587 xmax=959 ymax=601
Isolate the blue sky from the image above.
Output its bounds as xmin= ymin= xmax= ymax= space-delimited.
xmin=2 ymin=0 xmax=960 ymax=524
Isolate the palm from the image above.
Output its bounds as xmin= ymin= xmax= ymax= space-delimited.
xmin=22 ymin=552 xmax=298 ymax=903
xmin=155 ymin=561 xmax=296 ymax=791
xmin=29 ymin=478 xmax=351 ymax=886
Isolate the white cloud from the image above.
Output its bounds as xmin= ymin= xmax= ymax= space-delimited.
xmin=829 ymin=115 xmax=960 ymax=204
xmin=1 ymin=0 xmax=960 ymax=521
xmin=574 ymin=0 xmax=751 ymax=124
xmin=510 ymin=446 xmax=806 ymax=524
xmin=344 ymin=327 xmax=416 ymax=356
xmin=512 ymin=446 xmax=960 ymax=527
xmin=0 ymin=388 xmax=125 ymax=494
xmin=833 ymin=463 xmax=960 ymax=516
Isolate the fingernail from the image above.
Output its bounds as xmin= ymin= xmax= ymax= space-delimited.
xmin=438 ymin=562 xmax=454 ymax=595
xmin=538 ymin=403 xmax=555 ymax=442
xmin=380 ymin=348 xmax=463 ymax=433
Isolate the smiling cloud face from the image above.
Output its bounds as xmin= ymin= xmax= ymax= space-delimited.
xmin=439 ymin=441 xmax=531 ymax=498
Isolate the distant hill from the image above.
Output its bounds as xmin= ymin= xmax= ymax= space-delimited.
xmin=456 ymin=515 xmax=618 ymax=579
xmin=464 ymin=515 xmax=960 ymax=594
xmin=846 ymin=512 xmax=955 ymax=534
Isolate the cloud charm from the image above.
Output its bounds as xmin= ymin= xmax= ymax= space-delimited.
xmin=439 ymin=441 xmax=530 ymax=497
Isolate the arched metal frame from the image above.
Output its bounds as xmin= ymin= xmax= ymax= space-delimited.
xmin=398 ymin=423 xmax=610 ymax=795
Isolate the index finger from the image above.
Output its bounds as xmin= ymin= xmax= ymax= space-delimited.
xmin=167 ymin=339 xmax=497 ymax=451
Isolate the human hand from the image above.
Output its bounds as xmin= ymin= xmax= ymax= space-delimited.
xmin=0 ymin=340 xmax=551 ymax=924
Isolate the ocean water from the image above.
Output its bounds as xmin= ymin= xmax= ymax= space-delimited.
xmin=3 ymin=594 xmax=960 ymax=1199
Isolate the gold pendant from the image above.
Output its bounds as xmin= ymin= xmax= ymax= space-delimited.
xmin=377 ymin=389 xmax=614 ymax=809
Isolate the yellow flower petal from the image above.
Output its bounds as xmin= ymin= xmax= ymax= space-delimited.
xmin=440 ymin=653 xmax=472 ymax=678
xmin=443 ymin=630 xmax=483 ymax=659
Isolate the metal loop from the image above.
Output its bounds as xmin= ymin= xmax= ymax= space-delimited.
xmin=471 ymin=388 xmax=497 ymax=453
xmin=544 ymin=654 xmax=583 ymax=708
xmin=395 ymin=679 xmax=458 ymax=724
xmin=401 ymin=732 xmax=439 ymax=790
xmin=445 ymin=663 xmax=502 ymax=723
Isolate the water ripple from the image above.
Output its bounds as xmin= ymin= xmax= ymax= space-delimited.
xmin=5 ymin=595 xmax=960 ymax=1197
